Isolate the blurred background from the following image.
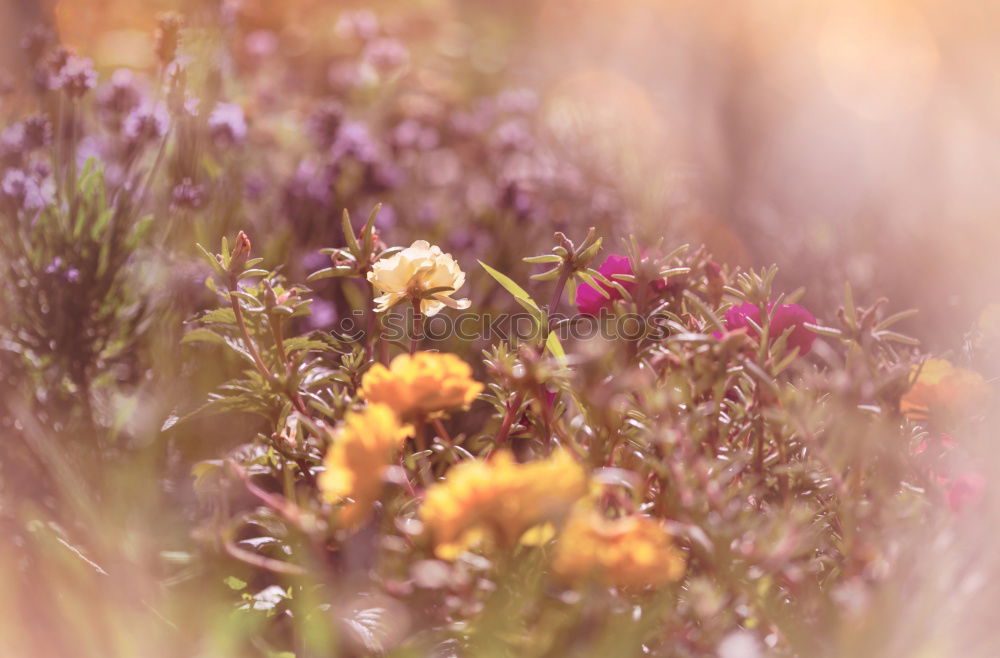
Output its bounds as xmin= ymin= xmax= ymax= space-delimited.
xmin=5 ymin=0 xmax=996 ymax=349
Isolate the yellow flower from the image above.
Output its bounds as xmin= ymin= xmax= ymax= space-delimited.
xmin=367 ymin=240 xmax=470 ymax=316
xmin=420 ymin=450 xmax=587 ymax=560
xmin=552 ymin=503 xmax=686 ymax=589
xmin=900 ymin=358 xmax=992 ymax=427
xmin=319 ymin=404 xmax=413 ymax=529
xmin=361 ymin=351 xmax=483 ymax=420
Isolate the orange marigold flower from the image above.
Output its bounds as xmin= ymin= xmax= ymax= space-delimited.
xmin=361 ymin=351 xmax=483 ymax=420
xmin=420 ymin=450 xmax=587 ymax=560
xmin=900 ymin=358 xmax=992 ymax=427
xmin=552 ymin=503 xmax=686 ymax=589
xmin=319 ymin=403 xmax=413 ymax=529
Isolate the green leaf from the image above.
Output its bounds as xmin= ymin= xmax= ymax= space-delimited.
xmin=875 ymin=309 xmax=918 ymax=332
xmin=307 ymin=266 xmax=355 ymax=281
xmin=803 ymin=322 xmax=842 ymax=339
xmin=522 ymin=254 xmax=562 ymax=264
xmin=362 ymin=203 xmax=380 ymax=256
xmin=479 ymin=261 xmax=540 ymax=312
xmin=545 ymin=332 xmax=567 ymax=364
xmin=843 ymin=282 xmax=857 ymax=329
xmin=181 ymin=327 xmax=230 ymax=346
xmin=225 ymin=576 xmax=248 ymax=591
xmin=342 ymin=209 xmax=360 ymax=253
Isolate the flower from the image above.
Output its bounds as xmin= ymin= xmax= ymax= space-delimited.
xmin=420 ymin=450 xmax=587 ymax=559
xmin=367 ymin=240 xmax=470 ymax=316
xmin=360 ymin=351 xmax=483 ymax=420
xmin=54 ymin=55 xmax=97 ymax=97
xmin=720 ymin=302 xmax=817 ymax=355
xmin=576 ymin=254 xmax=635 ymax=315
xmin=900 ymin=358 xmax=991 ymax=427
xmin=363 ymin=38 xmax=409 ymax=75
xmin=208 ymin=102 xmax=248 ymax=146
xmin=1 ymin=169 xmax=49 ymax=212
xmin=552 ymin=503 xmax=686 ymax=589
xmin=318 ymin=404 xmax=413 ymax=529
xmin=123 ymin=103 xmax=170 ymax=144
xmin=944 ymin=473 xmax=986 ymax=514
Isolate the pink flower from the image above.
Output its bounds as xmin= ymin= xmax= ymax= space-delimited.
xmin=721 ymin=302 xmax=817 ymax=355
xmin=576 ymin=254 xmax=636 ymax=315
xmin=945 ymin=473 xmax=985 ymax=513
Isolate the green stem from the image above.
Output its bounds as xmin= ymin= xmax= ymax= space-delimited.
xmin=409 ymin=297 xmax=423 ymax=355
xmin=229 ymin=289 xmax=272 ymax=380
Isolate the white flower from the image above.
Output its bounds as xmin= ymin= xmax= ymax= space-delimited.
xmin=367 ymin=240 xmax=470 ymax=316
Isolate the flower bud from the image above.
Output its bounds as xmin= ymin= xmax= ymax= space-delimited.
xmin=230 ymin=231 xmax=252 ymax=274
xmin=155 ymin=13 xmax=184 ymax=66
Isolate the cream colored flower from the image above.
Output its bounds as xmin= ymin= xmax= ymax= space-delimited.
xmin=367 ymin=240 xmax=470 ymax=316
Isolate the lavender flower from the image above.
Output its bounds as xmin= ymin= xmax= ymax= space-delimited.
xmin=20 ymin=115 xmax=51 ymax=151
xmin=1 ymin=168 xmax=49 ymax=212
xmin=330 ymin=121 xmax=379 ymax=164
xmin=208 ymin=102 xmax=247 ymax=147
xmin=307 ymin=101 xmax=345 ymax=150
xmin=363 ymin=38 xmax=409 ymax=75
xmin=54 ymin=55 xmax=97 ymax=98
xmin=123 ymin=103 xmax=170 ymax=144
xmin=171 ymin=178 xmax=205 ymax=210
xmin=334 ymin=9 xmax=379 ymax=41
xmin=97 ymin=70 xmax=143 ymax=126
xmin=154 ymin=13 xmax=184 ymax=65
xmin=245 ymin=30 xmax=278 ymax=58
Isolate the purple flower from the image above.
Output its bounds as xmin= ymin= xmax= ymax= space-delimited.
xmin=492 ymin=119 xmax=534 ymax=152
xmin=54 ymin=55 xmax=97 ymax=97
xmin=392 ymin=119 xmax=438 ymax=151
xmin=171 ymin=178 xmax=205 ymax=210
xmin=363 ymin=38 xmax=409 ymax=74
xmin=307 ymin=101 xmax=345 ymax=149
xmin=123 ymin=103 xmax=170 ymax=144
xmin=208 ymin=102 xmax=247 ymax=147
xmin=1 ymin=168 xmax=49 ymax=211
xmin=496 ymin=89 xmax=539 ymax=115
xmin=335 ymin=9 xmax=379 ymax=41
xmin=97 ymin=69 xmax=143 ymax=124
xmin=20 ymin=115 xmax=51 ymax=150
xmin=245 ymin=30 xmax=278 ymax=58
xmin=576 ymin=254 xmax=636 ymax=315
xmin=720 ymin=302 xmax=817 ymax=355
xmin=305 ymin=298 xmax=337 ymax=331
xmin=331 ymin=121 xmax=379 ymax=163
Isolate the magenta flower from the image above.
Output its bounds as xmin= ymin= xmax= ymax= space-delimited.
xmin=721 ymin=301 xmax=817 ymax=355
xmin=576 ymin=254 xmax=636 ymax=315
xmin=945 ymin=473 xmax=985 ymax=513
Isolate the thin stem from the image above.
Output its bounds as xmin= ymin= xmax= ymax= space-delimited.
xmin=495 ymin=391 xmax=525 ymax=446
xmin=431 ymin=417 xmax=453 ymax=445
xmin=268 ymin=313 xmax=289 ymax=373
xmin=547 ymin=267 xmax=572 ymax=332
xmin=365 ymin=281 xmax=379 ymax=361
xmin=223 ymin=536 xmax=305 ymax=576
xmin=409 ymin=297 xmax=423 ymax=355
xmin=229 ymin=290 xmax=272 ymax=380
